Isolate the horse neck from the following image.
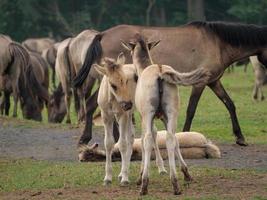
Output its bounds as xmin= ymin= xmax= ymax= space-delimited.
xmin=222 ymin=44 xmax=260 ymax=68
xmin=133 ymin=53 xmax=154 ymax=76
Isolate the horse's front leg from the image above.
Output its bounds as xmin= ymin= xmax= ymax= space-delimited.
xmin=117 ymin=113 xmax=131 ymax=186
xmin=208 ymin=80 xmax=247 ymax=146
xmin=183 ymin=85 xmax=205 ymax=132
xmin=102 ymin=111 xmax=115 ymax=186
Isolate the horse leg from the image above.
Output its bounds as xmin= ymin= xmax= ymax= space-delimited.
xmin=165 ymin=114 xmax=182 ymax=195
xmin=73 ymin=89 xmax=80 ymax=116
xmin=12 ymin=88 xmax=18 ymax=118
xmin=152 ymin=125 xmax=167 ymax=174
xmin=183 ymin=86 xmax=205 ymax=131
xmin=102 ymin=111 xmax=115 ymax=186
xmin=252 ymin=83 xmax=259 ymax=100
xmin=208 ymin=80 xmax=247 ymax=146
xmin=140 ymin=113 xmax=154 ymax=195
xmin=64 ymin=92 xmax=71 ymax=124
xmin=117 ymin=113 xmax=131 ymax=186
xmin=4 ymin=91 xmax=11 ymax=116
xmin=259 ymin=84 xmax=265 ymax=101
xmin=0 ymin=92 xmax=4 ymax=115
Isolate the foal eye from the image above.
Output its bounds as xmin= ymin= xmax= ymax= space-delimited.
xmin=110 ymin=83 xmax=117 ymax=91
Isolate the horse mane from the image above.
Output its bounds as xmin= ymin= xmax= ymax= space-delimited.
xmin=188 ymin=21 xmax=267 ymax=47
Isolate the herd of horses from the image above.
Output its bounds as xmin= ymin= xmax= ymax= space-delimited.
xmin=1 ymin=21 xmax=267 ymax=195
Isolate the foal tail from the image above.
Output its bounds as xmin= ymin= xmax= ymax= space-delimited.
xmin=160 ymin=66 xmax=210 ymax=86
xmin=72 ymin=34 xmax=102 ymax=88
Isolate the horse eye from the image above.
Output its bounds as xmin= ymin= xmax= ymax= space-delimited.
xmin=110 ymin=83 xmax=117 ymax=91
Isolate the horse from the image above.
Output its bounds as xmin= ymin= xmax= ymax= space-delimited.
xmin=0 ymin=35 xmax=49 ymax=121
xmin=42 ymin=43 xmax=59 ymax=89
xmin=250 ymin=56 xmax=267 ymax=101
xmin=22 ymin=37 xmax=55 ymax=54
xmin=79 ymin=131 xmax=221 ymax=162
xmin=0 ymin=50 xmax=49 ymax=120
xmin=73 ymin=21 xmax=267 ymax=147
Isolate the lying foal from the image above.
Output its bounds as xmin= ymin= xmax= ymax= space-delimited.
xmin=122 ymin=35 xmax=210 ymax=195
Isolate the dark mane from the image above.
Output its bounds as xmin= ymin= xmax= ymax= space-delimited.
xmin=132 ymin=33 xmax=147 ymax=49
xmin=188 ymin=21 xmax=267 ymax=47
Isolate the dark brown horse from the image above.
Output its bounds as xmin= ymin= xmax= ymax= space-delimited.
xmin=74 ymin=21 xmax=267 ymax=146
xmin=0 ymin=37 xmax=49 ymax=121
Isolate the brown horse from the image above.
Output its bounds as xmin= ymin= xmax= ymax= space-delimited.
xmin=22 ymin=38 xmax=55 ymax=54
xmin=74 ymin=21 xmax=267 ymax=146
xmin=0 ymin=35 xmax=49 ymax=120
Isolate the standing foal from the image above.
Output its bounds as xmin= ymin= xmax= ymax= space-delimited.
xmin=93 ymin=53 xmax=137 ymax=186
xmin=122 ymin=35 xmax=210 ymax=195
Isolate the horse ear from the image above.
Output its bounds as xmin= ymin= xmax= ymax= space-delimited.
xmin=148 ymin=40 xmax=160 ymax=50
xmin=93 ymin=64 xmax=107 ymax=75
xmin=117 ymin=52 xmax=126 ymax=65
xmin=121 ymin=40 xmax=135 ymax=51
xmin=92 ymin=143 xmax=99 ymax=149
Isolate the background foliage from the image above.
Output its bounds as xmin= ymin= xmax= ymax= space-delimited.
xmin=1 ymin=0 xmax=267 ymax=41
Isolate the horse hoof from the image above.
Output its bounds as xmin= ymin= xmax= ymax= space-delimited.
xmin=66 ymin=119 xmax=71 ymax=124
xmin=136 ymin=178 xmax=142 ymax=185
xmin=120 ymin=181 xmax=129 ymax=187
xmin=103 ymin=180 xmax=112 ymax=186
xmin=236 ymin=139 xmax=248 ymax=146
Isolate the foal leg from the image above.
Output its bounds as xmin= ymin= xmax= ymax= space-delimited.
xmin=140 ymin=113 xmax=154 ymax=195
xmin=102 ymin=111 xmax=115 ymax=185
xmin=208 ymin=80 xmax=247 ymax=146
xmin=183 ymin=85 xmax=205 ymax=131
xmin=152 ymin=125 xmax=167 ymax=174
xmin=117 ymin=113 xmax=131 ymax=186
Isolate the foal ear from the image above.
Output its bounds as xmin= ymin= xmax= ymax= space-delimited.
xmin=117 ymin=52 xmax=126 ymax=65
xmin=148 ymin=40 xmax=160 ymax=50
xmin=121 ymin=40 xmax=135 ymax=51
xmin=93 ymin=64 xmax=107 ymax=75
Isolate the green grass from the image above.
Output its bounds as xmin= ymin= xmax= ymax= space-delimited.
xmin=3 ymin=65 xmax=267 ymax=144
xmin=0 ymin=158 xmax=266 ymax=199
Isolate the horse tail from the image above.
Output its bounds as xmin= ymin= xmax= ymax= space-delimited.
xmin=72 ymin=34 xmax=102 ymax=88
xmin=160 ymin=65 xmax=211 ymax=86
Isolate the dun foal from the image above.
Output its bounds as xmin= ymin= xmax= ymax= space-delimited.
xmin=93 ymin=54 xmax=137 ymax=186
xmin=122 ymin=35 xmax=210 ymax=195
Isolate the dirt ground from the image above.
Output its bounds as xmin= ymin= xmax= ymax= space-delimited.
xmin=1 ymin=118 xmax=267 ymax=199
xmin=0 ymin=119 xmax=267 ymax=170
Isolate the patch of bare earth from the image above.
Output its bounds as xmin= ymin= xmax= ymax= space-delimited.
xmin=1 ymin=173 xmax=267 ymax=200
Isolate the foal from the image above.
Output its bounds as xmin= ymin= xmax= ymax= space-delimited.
xmin=93 ymin=53 xmax=137 ymax=186
xmin=122 ymin=35 xmax=210 ymax=195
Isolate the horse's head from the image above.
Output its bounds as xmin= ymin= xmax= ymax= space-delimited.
xmin=48 ymin=85 xmax=66 ymax=123
xmin=20 ymin=97 xmax=42 ymax=121
xmin=121 ymin=34 xmax=160 ymax=68
xmin=78 ymin=143 xmax=105 ymax=162
xmin=93 ymin=53 xmax=137 ymax=111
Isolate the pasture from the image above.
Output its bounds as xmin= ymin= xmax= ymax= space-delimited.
xmin=0 ymin=66 xmax=267 ymax=199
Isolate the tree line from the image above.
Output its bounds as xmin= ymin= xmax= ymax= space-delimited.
xmin=0 ymin=0 xmax=266 ymax=41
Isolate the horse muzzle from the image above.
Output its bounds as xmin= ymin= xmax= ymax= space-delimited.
xmin=120 ymin=101 xmax=133 ymax=111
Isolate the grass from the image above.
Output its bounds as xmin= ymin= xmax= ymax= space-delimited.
xmin=5 ymin=65 xmax=267 ymax=144
xmin=0 ymin=158 xmax=266 ymax=199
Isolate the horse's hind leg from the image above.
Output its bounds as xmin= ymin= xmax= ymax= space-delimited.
xmin=64 ymin=92 xmax=71 ymax=123
xmin=252 ymin=83 xmax=259 ymax=100
xmin=152 ymin=125 xmax=167 ymax=174
xmin=208 ymin=80 xmax=247 ymax=146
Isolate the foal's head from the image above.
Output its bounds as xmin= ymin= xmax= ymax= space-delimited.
xmin=121 ymin=34 xmax=160 ymax=74
xmin=93 ymin=53 xmax=137 ymax=111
